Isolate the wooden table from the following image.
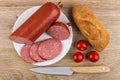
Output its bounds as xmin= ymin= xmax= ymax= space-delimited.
xmin=0 ymin=0 xmax=120 ymax=80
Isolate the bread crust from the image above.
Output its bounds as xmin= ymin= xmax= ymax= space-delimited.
xmin=72 ymin=5 xmax=110 ymax=52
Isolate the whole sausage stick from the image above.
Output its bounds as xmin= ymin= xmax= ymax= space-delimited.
xmin=9 ymin=2 xmax=60 ymax=44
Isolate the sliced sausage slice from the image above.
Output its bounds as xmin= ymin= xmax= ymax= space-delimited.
xmin=30 ymin=43 xmax=45 ymax=62
xmin=47 ymin=22 xmax=70 ymax=40
xmin=20 ymin=44 xmax=36 ymax=63
xmin=38 ymin=38 xmax=62 ymax=60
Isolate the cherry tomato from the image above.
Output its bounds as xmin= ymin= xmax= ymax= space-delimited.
xmin=88 ymin=51 xmax=99 ymax=62
xmin=76 ymin=40 xmax=88 ymax=51
xmin=73 ymin=52 xmax=84 ymax=63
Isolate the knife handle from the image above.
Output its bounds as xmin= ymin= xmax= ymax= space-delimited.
xmin=71 ymin=66 xmax=110 ymax=73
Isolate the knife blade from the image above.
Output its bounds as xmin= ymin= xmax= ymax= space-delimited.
xmin=30 ymin=66 xmax=110 ymax=75
xmin=30 ymin=67 xmax=73 ymax=75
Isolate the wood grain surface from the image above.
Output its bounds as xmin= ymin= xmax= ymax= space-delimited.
xmin=0 ymin=0 xmax=120 ymax=80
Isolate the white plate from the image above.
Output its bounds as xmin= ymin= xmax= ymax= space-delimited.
xmin=12 ymin=6 xmax=73 ymax=66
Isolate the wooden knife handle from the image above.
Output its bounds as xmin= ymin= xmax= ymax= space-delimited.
xmin=71 ymin=66 xmax=110 ymax=73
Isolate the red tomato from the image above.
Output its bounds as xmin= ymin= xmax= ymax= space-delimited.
xmin=88 ymin=51 xmax=99 ymax=62
xmin=76 ymin=40 xmax=88 ymax=51
xmin=73 ymin=52 xmax=84 ymax=63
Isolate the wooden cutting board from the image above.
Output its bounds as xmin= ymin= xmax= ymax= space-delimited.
xmin=0 ymin=0 xmax=120 ymax=80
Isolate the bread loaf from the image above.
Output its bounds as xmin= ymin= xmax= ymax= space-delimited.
xmin=72 ymin=5 xmax=110 ymax=52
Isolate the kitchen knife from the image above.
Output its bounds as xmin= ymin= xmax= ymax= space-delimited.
xmin=30 ymin=66 xmax=110 ymax=75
